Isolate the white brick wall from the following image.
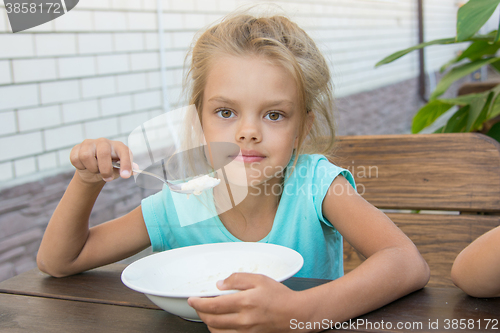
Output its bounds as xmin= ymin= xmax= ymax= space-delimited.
xmin=40 ymin=80 xmax=80 ymax=104
xmin=44 ymin=124 xmax=84 ymax=150
xmin=0 ymin=0 xmax=465 ymax=184
xmin=0 ymin=60 xmax=12 ymax=84
xmin=0 ymin=84 xmax=39 ymax=110
xmin=34 ymin=34 xmax=77 ymax=57
xmin=0 ymin=111 xmax=16 ymax=135
xmin=12 ymin=58 xmax=58 ymax=83
xmin=78 ymin=33 xmax=114 ymax=54
xmin=58 ymin=56 xmax=96 ymax=79
xmin=18 ymin=105 xmax=62 ymax=132
xmin=0 ymin=34 xmax=34 ymax=58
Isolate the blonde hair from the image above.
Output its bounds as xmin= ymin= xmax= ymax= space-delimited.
xmin=184 ymin=10 xmax=336 ymax=161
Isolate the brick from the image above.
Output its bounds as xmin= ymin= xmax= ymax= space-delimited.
xmin=164 ymin=50 xmax=185 ymax=68
xmin=127 ymin=12 xmax=157 ymax=31
xmin=196 ymin=0 xmax=218 ymax=12
xmin=0 ymin=6 xmax=8 ymax=32
xmin=76 ymin=0 xmax=111 ymax=9
xmin=58 ymin=56 xmax=96 ymax=79
xmin=0 ymin=263 xmax=14 ymax=282
xmin=114 ymin=33 xmax=144 ymax=52
xmin=116 ymin=72 xmax=147 ymax=93
xmin=18 ymin=105 xmax=62 ymax=132
xmin=162 ymin=13 xmax=182 ymax=30
xmin=119 ymin=111 xmax=151 ymax=133
xmin=149 ymin=109 xmax=164 ymax=119
xmin=81 ymin=76 xmax=116 ymax=98
xmin=110 ymin=0 xmax=143 ymax=10
xmin=143 ymin=0 xmax=159 ymax=10
xmin=0 ymin=60 xmax=12 ymax=84
xmin=14 ymin=256 xmax=37 ymax=275
xmin=62 ymin=100 xmax=100 ymax=123
xmin=100 ymin=95 xmax=133 ymax=116
xmin=0 ymin=111 xmax=17 ymax=135
xmin=78 ymin=33 xmax=114 ymax=55
xmin=35 ymin=34 xmax=77 ymax=57
xmin=94 ymin=11 xmax=128 ymax=31
xmin=0 ymin=34 xmax=34 ymax=59
xmin=144 ymin=32 xmax=159 ymax=51
xmin=166 ymin=86 xmax=182 ymax=106
xmin=0 ymin=84 xmax=39 ymax=111
xmin=0 ymin=161 xmax=13 ymax=182
xmin=44 ymin=123 xmax=84 ymax=150
xmin=0 ymin=246 xmax=25 ymax=264
xmin=171 ymin=0 xmax=195 ymax=11
xmin=40 ymin=80 xmax=80 ymax=104
xmin=37 ymin=152 xmax=58 ymax=171
xmin=12 ymin=58 xmax=57 ymax=84
xmin=54 ymin=10 xmax=93 ymax=31
xmin=133 ymin=90 xmax=162 ymax=110
xmin=57 ymin=147 xmax=73 ymax=167
xmin=84 ymin=117 xmax=119 ymax=139
xmin=14 ymin=157 xmax=37 ymax=177
xmin=147 ymin=71 xmax=161 ymax=89
xmin=130 ymin=52 xmax=159 ymax=71
xmin=96 ymin=54 xmax=129 ymax=75
xmin=0 ymin=210 xmax=35 ymax=239
xmin=183 ymin=13 xmax=208 ymax=30
xmin=171 ymin=31 xmax=195 ymax=49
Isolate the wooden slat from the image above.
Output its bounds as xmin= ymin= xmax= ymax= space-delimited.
xmin=344 ymin=213 xmax=500 ymax=288
xmin=0 ymin=293 xmax=208 ymax=333
xmin=331 ymin=133 xmax=500 ymax=212
xmin=0 ymin=264 xmax=159 ymax=309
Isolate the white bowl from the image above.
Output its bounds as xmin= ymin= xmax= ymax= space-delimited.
xmin=121 ymin=242 xmax=303 ymax=321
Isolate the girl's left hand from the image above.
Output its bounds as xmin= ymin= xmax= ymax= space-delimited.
xmin=188 ymin=273 xmax=303 ymax=333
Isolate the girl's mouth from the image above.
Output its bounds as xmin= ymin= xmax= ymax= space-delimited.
xmin=231 ymin=150 xmax=266 ymax=163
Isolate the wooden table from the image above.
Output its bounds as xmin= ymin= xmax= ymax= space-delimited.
xmin=0 ymin=264 xmax=498 ymax=332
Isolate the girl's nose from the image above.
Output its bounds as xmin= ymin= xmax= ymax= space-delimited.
xmin=236 ymin=117 xmax=261 ymax=142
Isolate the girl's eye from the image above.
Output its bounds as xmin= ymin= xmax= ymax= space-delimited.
xmin=266 ymin=112 xmax=282 ymax=121
xmin=216 ymin=109 xmax=234 ymax=118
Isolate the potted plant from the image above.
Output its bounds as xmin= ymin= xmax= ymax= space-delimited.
xmin=376 ymin=0 xmax=500 ymax=142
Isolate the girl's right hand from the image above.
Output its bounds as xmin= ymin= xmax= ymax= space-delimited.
xmin=70 ymin=138 xmax=133 ymax=184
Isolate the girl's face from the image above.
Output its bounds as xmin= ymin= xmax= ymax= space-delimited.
xmin=201 ymin=55 xmax=302 ymax=187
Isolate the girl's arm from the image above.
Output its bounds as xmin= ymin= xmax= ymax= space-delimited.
xmin=37 ymin=138 xmax=151 ymax=278
xmin=189 ymin=175 xmax=429 ymax=332
xmin=296 ymin=175 xmax=430 ymax=324
xmin=451 ymin=226 xmax=500 ymax=298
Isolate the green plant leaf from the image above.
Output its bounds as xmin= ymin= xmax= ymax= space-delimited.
xmin=376 ymin=34 xmax=497 ymax=68
xmin=430 ymin=57 xmax=500 ymax=100
xmin=441 ymin=92 xmax=487 ymax=106
xmin=411 ymin=100 xmax=454 ymax=133
xmin=440 ymin=40 xmax=500 ymax=72
xmin=467 ymin=92 xmax=492 ymax=131
xmin=491 ymin=59 xmax=500 ymax=73
xmin=433 ymin=126 xmax=445 ymax=133
xmin=487 ymin=122 xmax=500 ymax=142
xmin=489 ymin=93 xmax=500 ymax=118
xmin=456 ymin=0 xmax=500 ymax=42
xmin=443 ymin=106 xmax=469 ymax=133
xmin=375 ymin=38 xmax=456 ymax=67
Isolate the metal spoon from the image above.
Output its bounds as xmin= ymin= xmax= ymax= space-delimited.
xmin=112 ymin=161 xmax=211 ymax=195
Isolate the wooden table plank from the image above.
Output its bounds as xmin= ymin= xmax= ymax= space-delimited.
xmin=0 ymin=293 xmax=209 ymax=333
xmin=0 ymin=265 xmax=331 ymax=309
xmin=1 ymin=265 xmax=498 ymax=332
xmin=0 ymin=264 xmax=158 ymax=309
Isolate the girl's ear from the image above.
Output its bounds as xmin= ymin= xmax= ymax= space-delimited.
xmin=294 ymin=111 xmax=315 ymax=149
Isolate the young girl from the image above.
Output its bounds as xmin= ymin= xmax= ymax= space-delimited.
xmin=37 ymin=10 xmax=430 ymax=332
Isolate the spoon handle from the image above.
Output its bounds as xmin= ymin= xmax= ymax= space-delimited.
xmin=111 ymin=161 xmax=168 ymax=185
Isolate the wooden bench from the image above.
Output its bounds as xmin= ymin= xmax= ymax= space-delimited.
xmin=331 ymin=133 xmax=500 ymax=288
